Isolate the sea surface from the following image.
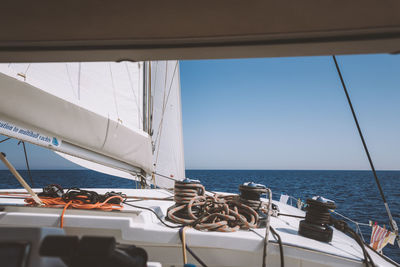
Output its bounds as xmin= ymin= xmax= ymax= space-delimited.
xmin=0 ymin=169 xmax=399 ymax=263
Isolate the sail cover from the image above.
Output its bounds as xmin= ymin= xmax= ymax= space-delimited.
xmin=0 ymin=62 xmax=153 ymax=174
xmin=150 ymin=61 xmax=185 ymax=188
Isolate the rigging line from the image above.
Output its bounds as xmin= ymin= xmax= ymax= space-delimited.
xmin=20 ymin=141 xmax=34 ymax=187
xmin=154 ymin=171 xmax=177 ymax=181
xmin=124 ymin=62 xmax=142 ymax=124
xmin=270 ymin=226 xmax=285 ymax=267
xmin=152 ymin=61 xmax=168 ymax=144
xmin=330 ymin=210 xmax=368 ymax=241
xmin=277 ymin=213 xmax=305 ymax=219
xmin=0 ymin=137 xmax=11 ymax=144
xmin=262 ymin=188 xmax=272 ymax=267
xmin=332 ymin=55 xmax=399 ymax=247
xmin=24 ymin=64 xmax=30 ymax=74
xmin=109 ymin=63 xmax=121 ymax=121
xmin=154 ymin=61 xmax=179 ymax=165
xmin=24 ymin=64 xmax=31 ymax=79
xmin=152 ymin=61 xmax=169 ymax=149
xmin=65 ymin=64 xmax=78 ymax=99
xmin=331 ymin=210 xmax=370 ymax=227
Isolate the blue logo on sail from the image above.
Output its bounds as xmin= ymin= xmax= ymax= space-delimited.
xmin=52 ymin=137 xmax=59 ymax=146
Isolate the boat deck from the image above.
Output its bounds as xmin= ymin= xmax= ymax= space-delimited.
xmin=0 ymin=188 xmax=397 ymax=267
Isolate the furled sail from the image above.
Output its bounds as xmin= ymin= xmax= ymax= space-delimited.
xmin=0 ymin=62 xmax=153 ymax=175
xmin=149 ymin=61 xmax=185 ymax=188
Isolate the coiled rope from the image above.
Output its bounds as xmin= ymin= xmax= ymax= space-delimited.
xmin=167 ymin=182 xmax=260 ymax=232
xmin=25 ymin=187 xmax=125 ymax=228
xmin=239 ymin=184 xmax=267 ymax=210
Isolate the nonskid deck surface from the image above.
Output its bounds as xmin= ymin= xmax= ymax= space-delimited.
xmin=0 ymin=188 xmax=397 ymax=267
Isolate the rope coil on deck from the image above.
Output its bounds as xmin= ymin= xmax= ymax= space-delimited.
xmin=167 ymin=181 xmax=262 ymax=232
xmin=24 ymin=187 xmax=126 ymax=228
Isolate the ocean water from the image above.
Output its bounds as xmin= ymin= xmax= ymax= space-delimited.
xmin=0 ymin=169 xmax=399 ymax=263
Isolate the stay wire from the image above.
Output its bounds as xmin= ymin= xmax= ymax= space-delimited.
xmin=278 ymin=213 xmax=305 ymax=219
xmin=153 ymin=171 xmax=177 ymax=181
xmin=0 ymin=137 xmax=10 ymax=144
xmin=332 ymin=55 xmax=399 ymax=246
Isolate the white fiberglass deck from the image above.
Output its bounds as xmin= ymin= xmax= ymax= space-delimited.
xmin=0 ymin=188 xmax=397 ymax=267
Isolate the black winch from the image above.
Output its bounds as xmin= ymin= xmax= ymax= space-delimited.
xmin=298 ymin=196 xmax=336 ymax=242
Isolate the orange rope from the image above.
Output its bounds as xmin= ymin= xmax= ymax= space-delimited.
xmin=24 ymin=195 xmax=124 ymax=228
xmin=60 ymin=200 xmax=72 ymax=228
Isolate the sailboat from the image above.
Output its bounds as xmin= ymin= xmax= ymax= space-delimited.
xmin=0 ymin=59 xmax=398 ymax=267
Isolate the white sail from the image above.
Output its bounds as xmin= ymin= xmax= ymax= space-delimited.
xmin=0 ymin=62 xmax=153 ymax=175
xmin=150 ymin=61 xmax=185 ymax=188
xmin=55 ymin=152 xmax=136 ymax=180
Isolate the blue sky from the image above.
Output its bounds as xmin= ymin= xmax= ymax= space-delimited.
xmin=1 ymin=54 xmax=399 ymax=170
xmin=181 ymin=54 xmax=400 ymax=170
